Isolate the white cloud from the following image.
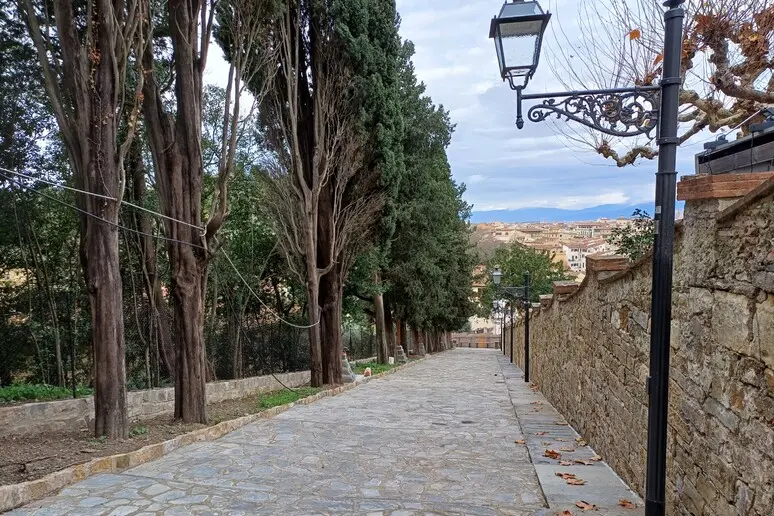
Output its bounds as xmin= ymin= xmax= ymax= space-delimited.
xmin=468 ymin=174 xmax=487 ymax=184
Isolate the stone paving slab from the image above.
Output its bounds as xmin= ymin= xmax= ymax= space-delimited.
xmin=498 ymin=355 xmax=645 ymax=516
xmin=9 ymin=350 xmax=546 ymax=515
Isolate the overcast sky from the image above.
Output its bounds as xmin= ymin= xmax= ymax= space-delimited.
xmin=205 ymin=0 xmax=708 ymax=214
xmin=395 ymin=0 xmax=705 ymax=213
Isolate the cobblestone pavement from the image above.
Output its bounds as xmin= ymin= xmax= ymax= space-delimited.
xmin=11 ymin=350 xmax=556 ymax=515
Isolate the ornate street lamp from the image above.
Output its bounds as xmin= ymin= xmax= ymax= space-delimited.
xmin=488 ymin=2 xmax=686 ymax=514
xmin=488 ymin=1 xmax=551 ymax=91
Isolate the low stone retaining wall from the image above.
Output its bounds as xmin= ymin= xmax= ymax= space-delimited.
xmin=0 ymin=371 xmax=310 ymax=438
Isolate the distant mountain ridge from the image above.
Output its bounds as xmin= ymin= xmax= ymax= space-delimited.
xmin=469 ymin=203 xmax=667 ymax=223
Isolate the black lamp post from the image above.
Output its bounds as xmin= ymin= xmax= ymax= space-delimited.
xmin=491 ymin=267 xmax=531 ymax=380
xmin=488 ymin=2 xmax=685 ymax=514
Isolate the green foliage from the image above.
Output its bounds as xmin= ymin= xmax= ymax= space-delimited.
xmin=606 ymin=209 xmax=655 ymax=261
xmin=378 ymin=41 xmax=476 ymax=333
xmin=257 ymin=387 xmax=322 ymax=409
xmin=479 ymin=243 xmax=569 ymax=316
xmin=0 ymin=383 xmax=92 ymax=404
xmin=130 ymin=425 xmax=149 ymax=437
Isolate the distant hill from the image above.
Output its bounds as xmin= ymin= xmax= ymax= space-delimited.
xmin=469 ymin=202 xmax=676 ymax=223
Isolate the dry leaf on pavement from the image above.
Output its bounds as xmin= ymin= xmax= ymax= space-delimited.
xmin=544 ymin=449 xmax=562 ymax=459
xmin=558 ymin=511 xmax=574 ymax=516
xmin=560 ymin=447 xmax=575 ymax=452
xmin=575 ymin=500 xmax=598 ymax=510
xmin=590 ymin=455 xmax=602 ymax=462
xmin=535 ymin=431 xmax=547 ymax=436
xmin=555 ymin=472 xmax=577 ymax=480
xmin=560 ymin=460 xmax=573 ymax=466
xmin=567 ymin=478 xmax=586 ymax=486
xmin=515 ymin=439 xmax=526 ymax=444
xmin=619 ymin=499 xmax=637 ymax=509
xmin=574 ymin=459 xmax=594 ymax=466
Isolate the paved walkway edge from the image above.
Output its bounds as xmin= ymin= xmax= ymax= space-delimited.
xmin=0 ymin=355 xmax=433 ymax=514
xmin=497 ymin=355 xmax=645 ymax=516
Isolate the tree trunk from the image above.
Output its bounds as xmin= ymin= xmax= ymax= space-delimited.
xmin=306 ymin=274 xmax=324 ymax=387
xmin=411 ymin=326 xmax=420 ymax=355
xmin=320 ymin=267 xmax=343 ymax=385
xmin=384 ymin=299 xmax=396 ymax=358
xmin=399 ymin=320 xmax=408 ymax=355
xmin=88 ymin=219 xmax=128 ymax=438
xmin=140 ymin=0 xmax=214 ymax=423
xmin=373 ymin=273 xmax=389 ymax=364
xmin=172 ymin=260 xmax=208 ymax=423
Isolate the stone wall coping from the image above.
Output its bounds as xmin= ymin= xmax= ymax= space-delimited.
xmin=552 ymin=281 xmax=581 ymax=295
xmin=676 ymin=171 xmax=774 ymax=201
xmin=0 ymin=354 xmax=433 ymax=513
xmin=716 ymin=175 xmax=774 ymax=223
xmin=586 ymin=254 xmax=630 ymax=272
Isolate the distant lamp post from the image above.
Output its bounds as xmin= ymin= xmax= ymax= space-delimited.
xmin=489 ymin=2 xmax=686 ymax=514
xmin=491 ymin=267 xmax=503 ymax=286
xmin=490 ymin=267 xmax=531 ymax=379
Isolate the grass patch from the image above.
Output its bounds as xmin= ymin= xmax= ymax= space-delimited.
xmin=351 ymin=362 xmax=395 ymax=375
xmin=0 ymin=383 xmax=93 ymax=404
xmin=257 ymin=387 xmax=322 ymax=410
xmin=130 ymin=425 xmax=149 ymax=437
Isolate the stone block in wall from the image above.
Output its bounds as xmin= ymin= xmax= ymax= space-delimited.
xmin=755 ymin=295 xmax=774 ymax=369
xmin=553 ymin=280 xmax=579 ymax=296
xmin=539 ymin=295 xmax=553 ymax=309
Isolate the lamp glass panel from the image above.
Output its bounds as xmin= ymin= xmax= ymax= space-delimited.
xmin=499 ymin=1 xmax=543 ymax=17
xmin=498 ymin=22 xmax=540 ymax=70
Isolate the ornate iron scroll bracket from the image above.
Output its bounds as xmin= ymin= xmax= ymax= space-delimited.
xmin=517 ymin=86 xmax=661 ymax=138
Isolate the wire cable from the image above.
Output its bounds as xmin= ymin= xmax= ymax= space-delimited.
xmin=0 ymin=167 xmax=318 ymax=330
xmin=220 ymin=248 xmax=319 ymax=329
xmin=0 ymin=166 xmax=204 ymax=232
xmin=0 ymin=171 xmax=206 ymax=250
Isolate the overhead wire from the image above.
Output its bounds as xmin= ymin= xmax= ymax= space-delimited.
xmin=0 ymin=167 xmax=318 ymax=329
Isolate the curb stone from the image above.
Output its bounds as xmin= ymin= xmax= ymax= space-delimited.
xmin=0 ymin=354 xmax=432 ymax=513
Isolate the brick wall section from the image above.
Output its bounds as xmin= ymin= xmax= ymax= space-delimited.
xmin=0 ymin=371 xmax=310 ymax=438
xmin=505 ymin=179 xmax=774 ymax=515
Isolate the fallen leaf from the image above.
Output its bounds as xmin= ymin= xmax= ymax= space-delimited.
xmin=628 ymin=28 xmax=641 ymax=40
xmin=531 ymin=401 xmax=542 ymax=405
xmin=535 ymin=431 xmax=547 ymax=436
xmin=576 ymin=440 xmax=587 ymax=447
xmin=515 ymin=439 xmax=526 ymax=444
xmin=555 ymin=420 xmax=567 ymax=425
xmin=558 ymin=511 xmax=574 ymax=516
xmin=590 ymin=455 xmax=602 ymax=462
xmin=560 ymin=447 xmax=575 ymax=452
xmin=568 ymin=478 xmax=587 ymax=486
xmin=619 ymin=499 xmax=637 ymax=509
xmin=544 ymin=449 xmax=562 ymax=460
xmin=574 ymin=459 xmax=594 ymax=466
xmin=575 ymin=500 xmax=597 ymax=510
xmin=555 ymin=472 xmax=577 ymax=480
xmin=556 ymin=438 xmax=568 ymax=442
xmin=560 ymin=460 xmax=573 ymax=466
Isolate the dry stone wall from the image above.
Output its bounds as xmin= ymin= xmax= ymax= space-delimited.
xmin=506 ymin=178 xmax=774 ymax=515
xmin=0 ymin=371 xmax=310 ymax=438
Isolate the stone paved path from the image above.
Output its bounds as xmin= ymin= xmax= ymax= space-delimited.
xmin=9 ymin=349 xmax=640 ymax=515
